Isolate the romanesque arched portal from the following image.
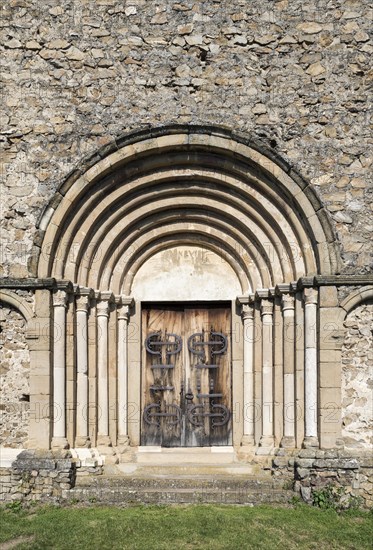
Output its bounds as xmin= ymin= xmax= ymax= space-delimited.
xmin=31 ymin=125 xmax=341 ymax=456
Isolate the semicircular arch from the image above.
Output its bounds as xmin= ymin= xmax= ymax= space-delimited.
xmin=34 ymin=125 xmax=340 ymax=294
xmin=0 ymin=290 xmax=34 ymax=322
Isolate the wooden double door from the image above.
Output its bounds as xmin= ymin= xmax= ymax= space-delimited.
xmin=141 ymin=304 xmax=232 ymax=447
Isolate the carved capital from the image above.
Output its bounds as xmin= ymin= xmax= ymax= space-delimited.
xmin=96 ymin=300 xmax=110 ymax=318
xmin=304 ymin=288 xmax=318 ymax=306
xmin=260 ymin=299 xmax=273 ymax=317
xmin=76 ymin=295 xmax=90 ymax=313
xmin=117 ymin=304 xmax=130 ymax=322
xmin=241 ymin=303 xmax=254 ymax=322
xmin=281 ymin=294 xmax=295 ymax=312
xmin=53 ymin=289 xmax=68 ymax=308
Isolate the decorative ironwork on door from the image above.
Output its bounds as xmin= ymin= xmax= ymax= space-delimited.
xmin=141 ymin=306 xmax=232 ymax=447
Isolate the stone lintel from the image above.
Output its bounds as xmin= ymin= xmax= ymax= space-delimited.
xmin=290 ymin=281 xmax=298 ymax=293
xmin=268 ymin=287 xmax=276 ymax=299
xmin=74 ymin=286 xmax=95 ymax=298
xmin=275 ymin=283 xmax=292 ymax=296
xmin=115 ymin=296 xmax=134 ymax=307
xmin=236 ymin=295 xmax=250 ymax=305
xmin=97 ymin=291 xmax=114 ymax=302
xmin=315 ymin=275 xmax=373 ymax=286
xmin=255 ymin=289 xmax=270 ymax=299
xmin=296 ymin=277 xmax=315 ymax=289
xmin=55 ymin=280 xmax=74 ymax=292
xmin=297 ymin=275 xmax=373 ymax=289
xmin=0 ymin=277 xmax=56 ymax=289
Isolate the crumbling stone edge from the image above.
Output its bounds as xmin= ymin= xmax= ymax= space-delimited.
xmin=1 ymin=448 xmax=371 ymax=508
xmin=272 ymin=448 xmax=373 ymax=509
xmin=0 ymin=450 xmax=103 ymax=505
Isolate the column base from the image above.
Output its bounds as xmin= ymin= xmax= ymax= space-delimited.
xmin=97 ymin=435 xmax=112 ymax=447
xmin=74 ymin=436 xmax=91 ymax=448
xmin=240 ymin=435 xmax=255 ymax=450
xmin=302 ymin=436 xmax=319 ymax=449
xmin=117 ymin=435 xmax=130 ymax=451
xmin=51 ymin=437 xmax=69 ymax=450
xmin=256 ymin=435 xmax=275 ymax=455
xmin=280 ymin=436 xmax=296 ymax=449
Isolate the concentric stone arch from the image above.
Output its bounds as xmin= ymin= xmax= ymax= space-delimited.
xmin=33 ymin=125 xmax=340 ymax=292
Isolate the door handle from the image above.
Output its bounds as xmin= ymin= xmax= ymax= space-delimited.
xmin=185 ymin=390 xmax=194 ymax=401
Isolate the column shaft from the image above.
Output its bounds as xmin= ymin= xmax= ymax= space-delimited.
xmin=304 ymin=288 xmax=319 ymax=447
xmin=258 ymin=299 xmax=275 ymax=453
xmin=75 ymin=293 xmax=91 ymax=446
xmin=97 ymin=299 xmax=111 ymax=445
xmin=117 ymin=304 xmax=130 ymax=447
xmin=52 ymin=290 xmax=68 ymax=449
xmin=241 ymin=304 xmax=255 ymax=446
xmin=281 ymin=294 xmax=295 ymax=448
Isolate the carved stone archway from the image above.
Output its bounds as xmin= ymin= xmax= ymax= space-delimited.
xmin=29 ymin=125 xmax=341 ymax=454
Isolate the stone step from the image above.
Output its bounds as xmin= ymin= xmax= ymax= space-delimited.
xmin=135 ymin=446 xmax=237 ymax=465
xmin=65 ymin=487 xmax=293 ymax=505
xmin=112 ymin=462 xmax=262 ymax=477
xmin=75 ymin=473 xmax=275 ymax=490
xmin=66 ymin=475 xmax=293 ymax=505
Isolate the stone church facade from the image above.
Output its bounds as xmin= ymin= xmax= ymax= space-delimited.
xmin=1 ymin=1 xmax=372 ymax=505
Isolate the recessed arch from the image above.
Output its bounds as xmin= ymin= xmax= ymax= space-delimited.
xmin=341 ymin=286 xmax=373 ymax=315
xmin=34 ymin=125 xmax=340 ymax=292
xmin=0 ymin=290 xmax=34 ymax=323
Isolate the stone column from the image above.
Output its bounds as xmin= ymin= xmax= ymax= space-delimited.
xmin=258 ymin=298 xmax=275 ymax=453
xmin=117 ymin=299 xmax=132 ymax=448
xmin=281 ymin=294 xmax=296 ymax=448
xmin=75 ymin=289 xmax=93 ymax=447
xmin=96 ymin=292 xmax=113 ymax=446
xmin=303 ymin=288 xmax=319 ymax=448
xmin=51 ymin=289 xmax=69 ymax=449
xmin=241 ymin=303 xmax=255 ymax=447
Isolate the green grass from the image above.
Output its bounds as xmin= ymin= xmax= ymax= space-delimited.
xmin=0 ymin=504 xmax=371 ymax=550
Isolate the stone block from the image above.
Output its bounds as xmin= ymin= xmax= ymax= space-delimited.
xmin=319 ymin=361 xmax=341 ymax=388
xmin=319 ymin=308 xmax=345 ymax=349
xmin=298 ymin=449 xmax=317 ymax=458
xmin=13 ymin=459 xmax=56 ymax=470
xmin=35 ymin=290 xmax=52 ymax=318
xmin=30 ymin=376 xmax=51 ymax=396
xmin=297 ymin=468 xmax=310 ymax=479
xmin=296 ymin=458 xmax=315 ymax=468
xmin=319 ymin=286 xmax=339 ymax=307
xmin=319 ymin=387 xmax=341 ymax=409
xmin=27 ymin=318 xmax=52 ymax=351
xmin=29 ymin=350 xmax=51 ymax=376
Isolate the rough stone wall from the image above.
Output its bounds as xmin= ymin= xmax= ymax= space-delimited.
xmin=0 ymin=451 xmax=76 ymax=503
xmin=341 ymin=300 xmax=373 ymax=448
xmin=0 ymin=301 xmax=30 ymax=447
xmin=293 ymin=449 xmax=373 ymax=509
xmin=1 ymin=0 xmax=372 ymax=278
xmin=0 ymin=450 xmax=103 ymax=504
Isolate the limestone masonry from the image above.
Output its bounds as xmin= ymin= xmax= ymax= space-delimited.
xmin=0 ymin=0 xmax=372 ymax=507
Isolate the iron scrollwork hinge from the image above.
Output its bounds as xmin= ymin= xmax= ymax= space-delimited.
xmin=145 ymin=331 xmax=182 ymax=369
xmin=143 ymin=403 xmax=182 ymax=427
xmin=187 ymin=403 xmax=230 ymax=429
xmin=188 ymin=331 xmax=227 ymax=368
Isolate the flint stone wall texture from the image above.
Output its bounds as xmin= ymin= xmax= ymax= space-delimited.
xmin=1 ymin=0 xmax=372 ymax=278
xmin=0 ymin=301 xmax=30 ymax=448
xmin=341 ymin=300 xmax=373 ymax=449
